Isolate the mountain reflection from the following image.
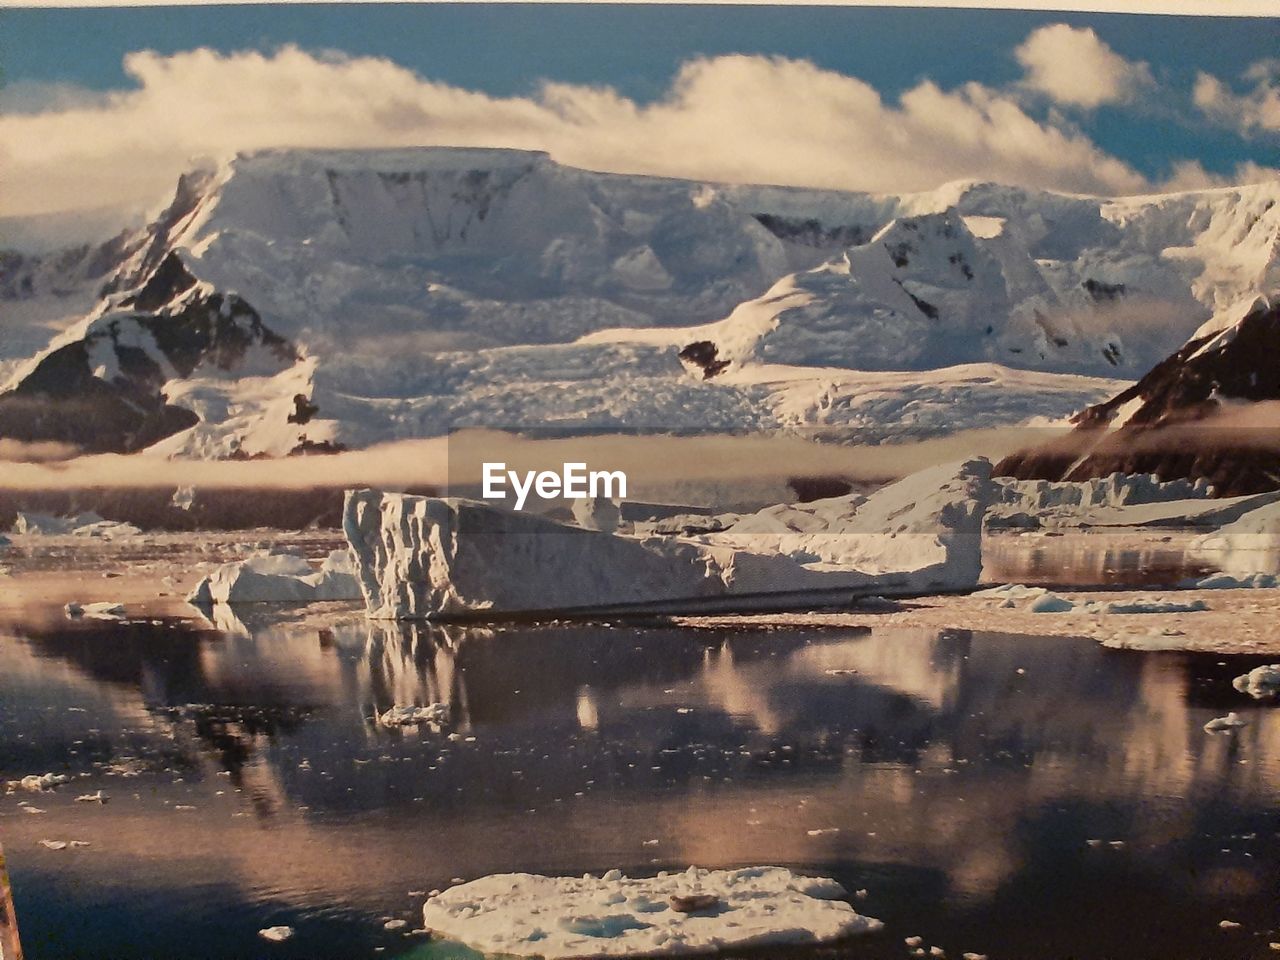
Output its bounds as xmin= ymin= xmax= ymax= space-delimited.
xmin=3 ymin=606 xmax=1280 ymax=960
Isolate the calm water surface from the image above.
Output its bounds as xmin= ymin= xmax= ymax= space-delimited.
xmin=3 ymin=593 xmax=1280 ymax=960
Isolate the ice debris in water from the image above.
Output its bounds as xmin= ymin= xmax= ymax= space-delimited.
xmin=420 ymin=865 xmax=881 ymax=958
xmin=7 ymin=773 xmax=70 ymax=793
xmin=258 ymin=926 xmax=295 ymax=942
xmin=1233 ymin=665 xmax=1280 ymax=699
xmin=976 ymin=584 xmax=1208 ymax=615
xmin=378 ymin=703 xmax=450 ymax=728
xmin=1204 ymin=712 xmax=1248 ymax=733
xmin=64 ymin=601 xmax=126 ymax=620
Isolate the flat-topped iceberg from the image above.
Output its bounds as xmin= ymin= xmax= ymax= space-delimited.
xmin=343 ymin=459 xmax=996 ymax=620
xmin=420 ymin=866 xmax=881 ymax=958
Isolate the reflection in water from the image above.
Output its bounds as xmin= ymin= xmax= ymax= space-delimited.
xmin=982 ymin=531 xmax=1223 ymax=587
xmin=2 ymin=608 xmax=1280 ymax=960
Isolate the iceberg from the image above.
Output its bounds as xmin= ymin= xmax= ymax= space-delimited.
xmin=186 ymin=549 xmax=362 ymax=605
xmin=420 ymin=866 xmax=881 ymax=958
xmin=343 ymin=459 xmax=996 ymax=620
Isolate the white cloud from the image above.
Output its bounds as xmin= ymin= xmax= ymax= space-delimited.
xmin=1015 ymin=24 xmax=1153 ymax=108
xmin=1194 ymin=59 xmax=1280 ymax=136
xmin=0 ymin=45 xmax=1153 ymax=224
xmin=1160 ymin=158 xmax=1280 ymax=192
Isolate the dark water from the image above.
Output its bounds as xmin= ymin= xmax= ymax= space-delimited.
xmin=3 ymin=605 xmax=1280 ymax=960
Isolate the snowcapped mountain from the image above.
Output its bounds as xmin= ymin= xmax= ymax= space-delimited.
xmin=997 ymin=296 xmax=1280 ymax=496
xmin=0 ymin=147 xmax=1276 ymax=457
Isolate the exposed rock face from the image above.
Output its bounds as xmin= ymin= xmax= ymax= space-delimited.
xmin=997 ymin=297 xmax=1280 ymax=496
xmin=0 ymin=251 xmax=296 ymax=453
xmin=342 ymin=459 xmax=996 ymax=620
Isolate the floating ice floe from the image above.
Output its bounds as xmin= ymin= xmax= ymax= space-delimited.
xmin=38 ymin=839 xmax=90 ymax=851
xmin=187 ymin=549 xmax=362 ymax=605
xmin=6 ymin=773 xmax=70 ymax=793
xmin=378 ymin=703 xmax=450 ymax=728
xmin=258 ymin=926 xmax=294 ymax=942
xmin=1183 ymin=573 xmax=1280 ymax=590
xmin=420 ymin=866 xmax=881 ymax=958
xmin=1204 ymin=712 xmax=1249 ymax=733
xmin=976 ymin=584 xmax=1209 ymax=615
xmin=12 ymin=511 xmax=142 ymax=539
xmin=1233 ymin=665 xmax=1280 ymax=699
xmin=344 ymin=459 xmax=996 ymax=620
xmin=64 ymin=601 xmax=126 ymax=620
xmin=1192 ymin=500 xmax=1280 ymax=581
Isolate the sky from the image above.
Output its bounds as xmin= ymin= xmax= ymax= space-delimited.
xmin=0 ymin=3 xmax=1277 ymax=241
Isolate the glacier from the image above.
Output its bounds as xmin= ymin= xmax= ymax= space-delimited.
xmin=342 ymin=458 xmax=996 ymax=620
xmin=3 ymin=148 xmax=1278 ymax=457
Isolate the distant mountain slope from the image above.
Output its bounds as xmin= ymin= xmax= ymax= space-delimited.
xmin=997 ymin=296 xmax=1280 ymax=495
xmin=0 ymin=148 xmax=1276 ymax=457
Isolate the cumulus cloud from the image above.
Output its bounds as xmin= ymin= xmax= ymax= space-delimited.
xmin=1194 ymin=59 xmax=1280 ymax=136
xmin=1015 ymin=24 xmax=1153 ymax=109
xmin=0 ymin=44 xmax=1150 ymax=223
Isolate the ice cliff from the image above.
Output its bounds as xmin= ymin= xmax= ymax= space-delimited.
xmin=342 ymin=459 xmax=996 ymax=620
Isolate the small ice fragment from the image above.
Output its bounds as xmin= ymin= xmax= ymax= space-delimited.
xmin=76 ymin=790 xmax=108 ymax=803
xmin=906 ymin=936 xmax=923 ymax=947
xmin=384 ymin=919 xmax=408 ymax=931
xmin=602 ymin=869 xmax=623 ymax=882
xmin=807 ymin=828 xmax=839 ymax=836
xmin=1219 ymin=920 xmax=1241 ymax=930
xmin=378 ymin=703 xmax=449 ymax=727
xmin=1233 ymin=665 xmax=1280 ymax=700
xmin=1204 ymin=713 xmax=1248 ymax=733
xmin=39 ymin=840 xmax=67 ymax=850
xmin=259 ymin=925 xmax=294 ymax=942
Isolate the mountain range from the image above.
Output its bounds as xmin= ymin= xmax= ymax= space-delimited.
xmin=1 ymin=147 xmax=1276 ymax=480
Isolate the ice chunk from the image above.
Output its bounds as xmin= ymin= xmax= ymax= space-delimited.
xmin=421 ymin=866 xmax=881 ymax=958
xmin=343 ymin=459 xmax=996 ymax=620
xmin=572 ymin=496 xmax=622 ymax=534
xmin=378 ymin=703 xmax=450 ymax=728
xmin=1204 ymin=712 xmax=1248 ymax=733
xmin=186 ymin=549 xmax=362 ymax=605
xmin=64 ymin=601 xmax=126 ymax=620
xmin=8 ymin=773 xmax=70 ymax=793
xmin=258 ymin=926 xmax=294 ymax=942
xmin=13 ymin=511 xmax=141 ymax=539
xmin=1233 ymin=665 xmax=1280 ymax=700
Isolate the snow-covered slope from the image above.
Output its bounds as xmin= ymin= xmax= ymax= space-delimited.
xmin=1 ymin=148 xmax=1276 ymax=457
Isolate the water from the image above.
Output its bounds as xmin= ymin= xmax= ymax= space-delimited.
xmin=3 ymin=598 xmax=1280 ymax=960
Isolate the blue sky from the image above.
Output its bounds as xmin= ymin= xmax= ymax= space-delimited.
xmin=0 ymin=4 xmax=1276 ymax=229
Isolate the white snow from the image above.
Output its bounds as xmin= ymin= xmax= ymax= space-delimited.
xmin=12 ymin=149 xmax=1279 ymax=457
xmin=420 ymin=866 xmax=881 ymax=958
xmin=186 ymin=549 xmax=361 ymax=605
xmin=343 ymin=459 xmax=997 ymax=620
xmin=1232 ymin=665 xmax=1280 ymax=700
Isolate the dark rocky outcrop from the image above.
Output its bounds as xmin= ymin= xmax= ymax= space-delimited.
xmin=997 ymin=298 xmax=1280 ymax=496
xmin=0 ymin=251 xmax=296 ymax=454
